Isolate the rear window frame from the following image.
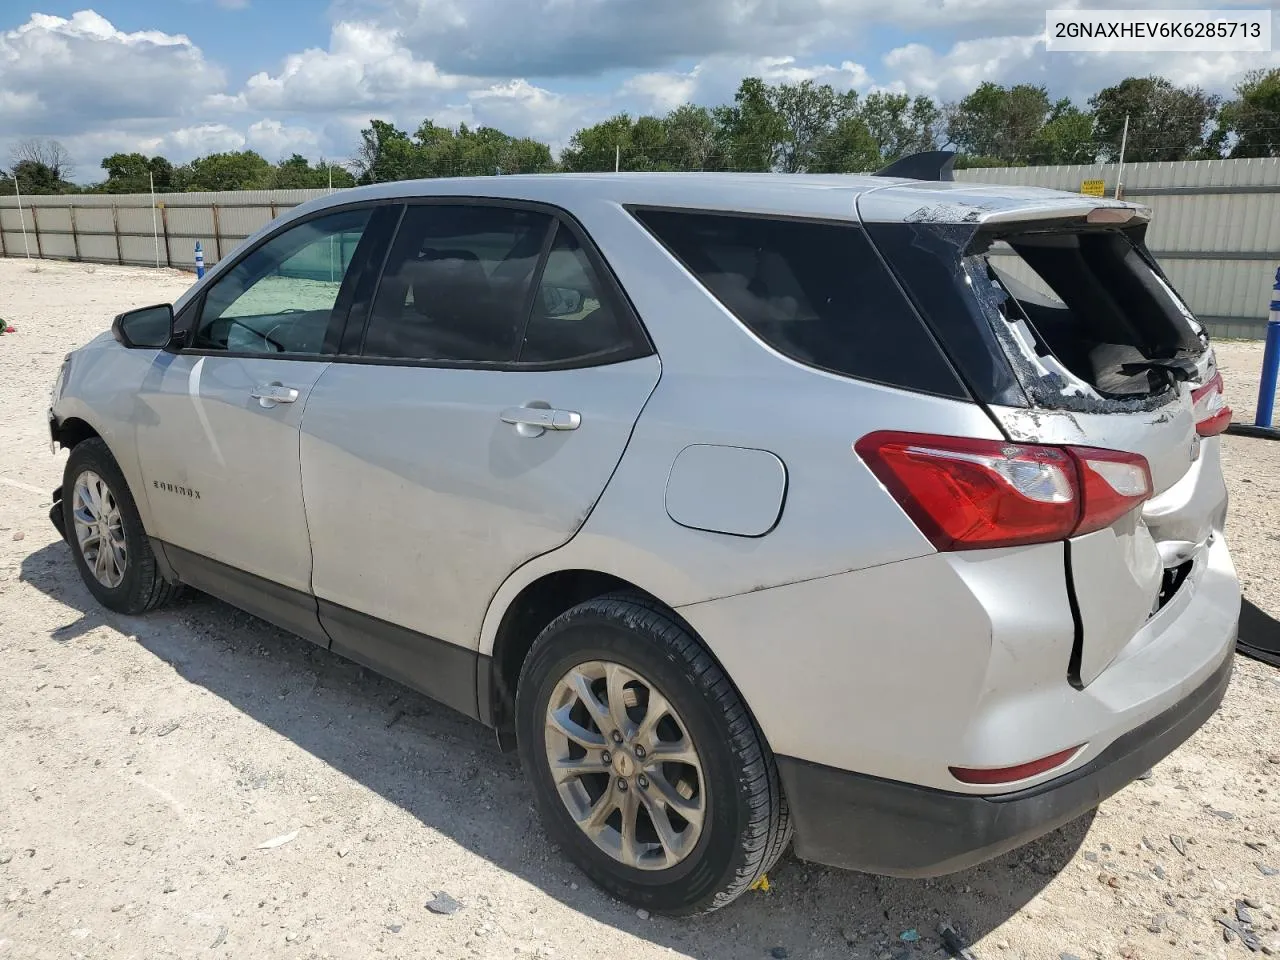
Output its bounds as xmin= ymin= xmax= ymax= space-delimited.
xmin=627 ymin=204 xmax=971 ymax=402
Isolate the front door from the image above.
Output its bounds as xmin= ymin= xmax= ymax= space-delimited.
xmin=134 ymin=206 xmax=376 ymax=636
xmin=298 ymin=203 xmax=659 ymax=706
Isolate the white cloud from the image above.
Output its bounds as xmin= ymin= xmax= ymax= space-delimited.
xmin=883 ymin=36 xmax=1042 ymax=99
xmin=623 ymin=69 xmax=702 ymax=114
xmin=374 ymin=0 xmax=1276 ymax=80
xmin=238 ymin=20 xmax=464 ymax=113
xmin=379 ymin=0 xmax=1054 ymax=77
xmin=246 ymin=118 xmax=320 ymax=158
xmin=3 ymin=3 xmax=1279 ymax=184
xmin=0 ymin=10 xmax=225 ymax=128
xmin=467 ymin=79 xmax=598 ymax=143
xmin=879 ymin=32 xmax=1280 ymax=104
xmin=165 ymin=123 xmax=248 ymax=155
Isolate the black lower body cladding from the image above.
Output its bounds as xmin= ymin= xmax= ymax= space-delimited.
xmin=776 ymin=651 xmax=1233 ymax=877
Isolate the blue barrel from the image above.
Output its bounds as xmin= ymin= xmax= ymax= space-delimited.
xmin=1257 ymin=266 xmax=1280 ymax=428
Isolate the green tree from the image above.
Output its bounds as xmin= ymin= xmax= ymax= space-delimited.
xmin=860 ymin=92 xmax=941 ymax=162
xmin=177 ymin=151 xmax=273 ymax=191
xmin=1090 ymin=76 xmax=1221 ymax=162
xmin=99 ymin=153 xmax=175 ymax=193
xmin=811 ymin=115 xmax=881 ymax=172
xmin=713 ymin=77 xmax=789 ymax=171
xmin=946 ymin=82 xmax=1053 ymax=164
xmin=664 ymin=104 xmax=723 ymax=170
xmin=1220 ymin=68 xmax=1280 ymax=158
xmin=354 ymin=119 xmax=420 ymax=183
xmin=353 ymin=118 xmax=554 ymax=180
xmin=8 ymin=159 xmax=71 ymax=194
xmin=10 ymin=138 xmax=75 ymax=184
xmin=559 ymin=113 xmax=657 ymax=172
xmin=1028 ymin=100 xmax=1097 ymax=165
xmin=272 ymin=154 xmax=357 ymax=188
xmin=771 ymin=80 xmax=861 ymax=172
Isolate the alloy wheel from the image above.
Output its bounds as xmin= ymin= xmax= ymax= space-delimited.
xmin=72 ymin=470 xmax=128 ymax=589
xmin=543 ymin=660 xmax=706 ymax=870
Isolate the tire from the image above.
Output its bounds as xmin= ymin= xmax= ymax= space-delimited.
xmin=516 ymin=593 xmax=791 ymax=915
xmin=62 ymin=438 xmax=180 ymax=615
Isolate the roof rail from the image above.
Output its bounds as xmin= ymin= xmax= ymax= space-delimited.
xmin=873 ymin=151 xmax=957 ymax=182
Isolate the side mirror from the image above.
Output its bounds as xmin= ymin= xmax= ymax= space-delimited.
xmin=541 ymin=285 xmax=585 ymax=318
xmin=112 ymin=303 xmax=175 ymax=350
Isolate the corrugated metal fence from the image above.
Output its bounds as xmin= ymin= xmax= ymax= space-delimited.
xmin=4 ymin=158 xmax=1280 ymax=338
xmin=0 ymin=188 xmax=329 ymax=275
xmin=957 ymin=158 xmax=1280 ymax=338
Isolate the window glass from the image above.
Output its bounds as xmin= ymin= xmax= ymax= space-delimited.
xmin=193 ymin=208 xmax=371 ymax=355
xmin=634 ymin=209 xmax=965 ymax=398
xmin=519 ymin=226 xmax=639 ymax=364
xmin=362 ymin=205 xmax=551 ymax=362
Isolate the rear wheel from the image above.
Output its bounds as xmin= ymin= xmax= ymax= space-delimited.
xmin=516 ymin=594 xmax=790 ymax=915
xmin=63 ymin=438 xmax=179 ymax=614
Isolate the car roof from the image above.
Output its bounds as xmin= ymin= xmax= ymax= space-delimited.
xmin=290 ymin=172 xmax=1147 ymax=226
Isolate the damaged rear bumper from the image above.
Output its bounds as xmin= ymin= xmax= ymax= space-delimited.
xmin=776 ymin=650 xmax=1233 ymax=877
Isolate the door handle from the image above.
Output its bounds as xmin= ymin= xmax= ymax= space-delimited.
xmin=500 ymin=406 xmax=581 ymax=436
xmin=250 ymin=383 xmax=299 ymax=406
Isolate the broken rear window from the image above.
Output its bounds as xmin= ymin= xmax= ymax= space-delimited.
xmin=976 ymin=229 xmax=1204 ymax=399
xmin=865 ymin=219 xmax=1205 ymax=411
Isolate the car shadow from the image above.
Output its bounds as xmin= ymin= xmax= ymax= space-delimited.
xmin=19 ymin=541 xmax=1091 ymax=957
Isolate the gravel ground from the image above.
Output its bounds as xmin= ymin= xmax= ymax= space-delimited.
xmin=1 ymin=257 xmax=1278 ymax=960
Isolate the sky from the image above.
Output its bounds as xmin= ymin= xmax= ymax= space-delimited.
xmin=2 ymin=0 xmax=1279 ymax=183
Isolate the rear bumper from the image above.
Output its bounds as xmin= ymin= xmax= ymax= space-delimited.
xmin=776 ymin=649 xmax=1234 ymax=877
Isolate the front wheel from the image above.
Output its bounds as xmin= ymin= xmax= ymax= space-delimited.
xmin=516 ymin=594 xmax=790 ymax=915
xmin=62 ymin=438 xmax=179 ymax=614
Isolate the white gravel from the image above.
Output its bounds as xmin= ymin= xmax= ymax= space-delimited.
xmin=1 ymin=258 xmax=1278 ymax=960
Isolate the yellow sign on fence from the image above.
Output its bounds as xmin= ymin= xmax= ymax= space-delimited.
xmin=1080 ymin=179 xmax=1106 ymax=198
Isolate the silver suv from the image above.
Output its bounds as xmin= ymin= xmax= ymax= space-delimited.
xmin=47 ymin=171 xmax=1240 ymax=915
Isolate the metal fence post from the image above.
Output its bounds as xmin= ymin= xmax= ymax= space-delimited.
xmin=111 ymin=203 xmax=123 ymax=265
xmin=211 ymin=203 xmax=222 ymax=262
xmin=68 ymin=203 xmax=80 ymax=261
xmin=30 ymin=205 xmax=43 ymax=258
xmin=160 ymin=204 xmax=171 ymax=267
xmin=0 ymin=209 xmax=6 ymax=258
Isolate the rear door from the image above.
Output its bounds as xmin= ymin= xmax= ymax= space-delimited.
xmin=863 ymin=199 xmax=1227 ymax=684
xmin=299 ymin=201 xmax=659 ymax=704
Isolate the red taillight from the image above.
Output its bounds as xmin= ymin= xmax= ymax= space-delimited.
xmin=1191 ymin=372 xmax=1231 ymax=437
xmin=1071 ymin=446 xmax=1155 ymax=535
xmin=855 ymin=432 xmax=1152 ymax=550
xmin=949 ymin=745 xmax=1083 ymax=786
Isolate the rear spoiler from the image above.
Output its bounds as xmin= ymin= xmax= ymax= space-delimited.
xmin=874 ymin=151 xmax=956 ymax=182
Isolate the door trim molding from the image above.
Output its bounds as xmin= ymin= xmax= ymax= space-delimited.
xmin=162 ymin=542 xmax=329 ymax=647
xmin=319 ymin=599 xmax=480 ymax=720
xmin=157 ymin=541 xmax=483 ymax=723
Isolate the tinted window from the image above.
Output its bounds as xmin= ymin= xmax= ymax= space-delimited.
xmin=634 ymin=210 xmax=966 ymax=398
xmin=362 ymin=204 xmax=551 ymax=362
xmin=519 ymin=226 xmax=642 ymax=364
xmin=194 ymin=208 xmax=371 ymax=355
xmin=863 ymin=221 xmax=1025 ymax=407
